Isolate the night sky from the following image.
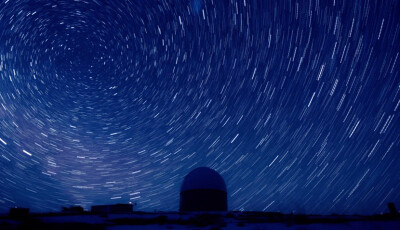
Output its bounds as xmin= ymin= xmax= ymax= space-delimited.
xmin=0 ymin=0 xmax=399 ymax=215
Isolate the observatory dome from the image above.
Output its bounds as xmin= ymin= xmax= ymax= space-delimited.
xmin=181 ymin=167 xmax=227 ymax=192
xmin=180 ymin=167 xmax=227 ymax=212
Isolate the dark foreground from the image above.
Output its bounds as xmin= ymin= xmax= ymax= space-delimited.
xmin=1 ymin=211 xmax=400 ymax=230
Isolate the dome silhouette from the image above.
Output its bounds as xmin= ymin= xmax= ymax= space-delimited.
xmin=180 ymin=167 xmax=227 ymax=212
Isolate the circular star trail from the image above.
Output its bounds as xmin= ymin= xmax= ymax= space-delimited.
xmin=0 ymin=0 xmax=399 ymax=214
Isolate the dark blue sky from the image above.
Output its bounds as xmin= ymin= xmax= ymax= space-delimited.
xmin=0 ymin=0 xmax=399 ymax=215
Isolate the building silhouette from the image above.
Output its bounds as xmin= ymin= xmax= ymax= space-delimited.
xmin=91 ymin=203 xmax=133 ymax=214
xmin=180 ymin=167 xmax=227 ymax=212
xmin=388 ymin=202 xmax=398 ymax=216
xmin=8 ymin=207 xmax=29 ymax=219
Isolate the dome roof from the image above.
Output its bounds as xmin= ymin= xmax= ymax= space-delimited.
xmin=181 ymin=167 xmax=226 ymax=192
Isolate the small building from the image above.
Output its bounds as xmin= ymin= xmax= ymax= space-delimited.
xmin=180 ymin=167 xmax=227 ymax=212
xmin=9 ymin=207 xmax=30 ymax=219
xmin=91 ymin=203 xmax=133 ymax=214
xmin=388 ymin=202 xmax=398 ymax=216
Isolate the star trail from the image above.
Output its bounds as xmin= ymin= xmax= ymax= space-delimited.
xmin=0 ymin=0 xmax=399 ymax=215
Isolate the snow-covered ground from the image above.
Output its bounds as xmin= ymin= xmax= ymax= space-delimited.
xmin=106 ymin=221 xmax=400 ymax=230
xmin=39 ymin=215 xmax=105 ymax=224
xmin=1 ymin=212 xmax=400 ymax=230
